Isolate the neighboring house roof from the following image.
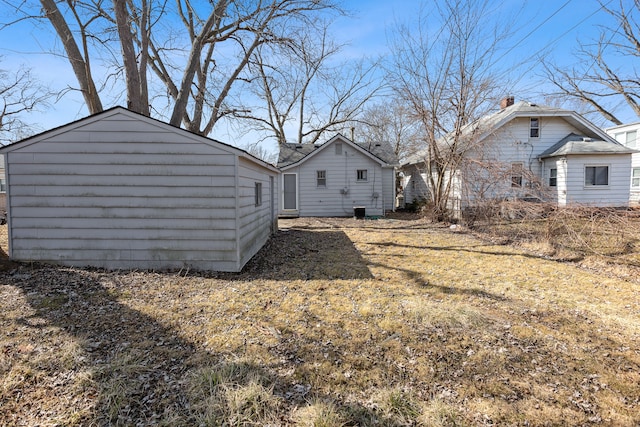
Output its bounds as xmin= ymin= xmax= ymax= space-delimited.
xmin=404 ymin=101 xmax=620 ymax=165
xmin=0 ymin=106 xmax=280 ymax=173
xmin=277 ymin=143 xmax=320 ymax=167
xmin=538 ymin=133 xmax=637 ymax=159
xmin=278 ymin=133 xmax=399 ymax=169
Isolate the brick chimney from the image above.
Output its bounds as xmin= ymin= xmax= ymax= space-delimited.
xmin=500 ymin=96 xmax=514 ymax=109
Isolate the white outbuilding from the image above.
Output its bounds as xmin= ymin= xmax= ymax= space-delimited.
xmin=0 ymin=107 xmax=279 ymax=272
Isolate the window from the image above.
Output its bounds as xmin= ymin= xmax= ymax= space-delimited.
xmin=585 ymin=166 xmax=609 ymax=186
xmin=0 ymin=178 xmax=5 ymax=193
xmin=511 ymin=163 xmax=523 ymax=187
xmin=614 ymin=130 xmax=637 ymax=148
xmin=549 ymin=168 xmax=557 ymax=187
xmin=335 ymin=142 xmax=342 ymax=155
xmin=356 ymin=169 xmax=368 ymax=181
xmin=530 ymin=118 xmax=540 ymax=138
xmin=316 ymin=170 xmax=326 ymax=187
xmin=632 ymin=168 xmax=640 ymax=188
xmin=626 ymin=131 xmax=637 ymax=148
xmin=254 ymin=182 xmax=262 ymax=206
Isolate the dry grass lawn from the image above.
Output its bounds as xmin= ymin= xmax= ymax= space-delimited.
xmin=0 ymin=216 xmax=639 ymax=426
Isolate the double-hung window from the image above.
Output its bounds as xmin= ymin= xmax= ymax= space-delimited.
xmin=585 ymin=166 xmax=609 ymax=186
xmin=530 ymin=118 xmax=540 ymax=138
xmin=549 ymin=168 xmax=557 ymax=187
xmin=632 ymin=168 xmax=640 ymax=188
xmin=316 ymin=170 xmax=326 ymax=187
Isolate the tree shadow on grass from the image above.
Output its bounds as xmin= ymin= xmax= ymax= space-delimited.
xmin=373 ymin=240 xmax=559 ymax=261
xmin=367 ymin=259 xmax=509 ymax=302
xmin=1 ymin=264 xmax=401 ymax=426
xmin=233 ymin=228 xmax=373 ymax=280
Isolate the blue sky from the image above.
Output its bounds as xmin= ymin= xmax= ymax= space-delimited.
xmin=0 ymin=0 xmax=635 ymax=146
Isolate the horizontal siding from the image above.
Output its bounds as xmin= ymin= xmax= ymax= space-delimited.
xmin=238 ymin=157 xmax=277 ymax=268
xmin=17 ymin=139 xmax=223 ymax=154
xmin=10 ymin=206 xmax=235 ymax=219
xmin=295 ymin=145 xmax=385 ymax=217
xmin=10 ymin=195 xmax=229 ymax=208
xmin=481 ymin=117 xmax=580 ymax=175
xmin=9 ymin=185 xmax=234 ymax=198
xmin=13 ymin=227 xmax=236 ymax=240
xmin=9 ymin=249 xmax=239 ymax=272
xmin=10 ymin=163 xmax=235 ymax=176
xmin=565 ymin=155 xmax=631 ymax=206
xmin=11 ymin=217 xmax=237 ymax=229
xmin=5 ymin=112 xmax=245 ymax=271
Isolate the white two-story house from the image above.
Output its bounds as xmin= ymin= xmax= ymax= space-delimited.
xmin=402 ymin=98 xmax=636 ymax=213
xmin=605 ymin=122 xmax=640 ymax=205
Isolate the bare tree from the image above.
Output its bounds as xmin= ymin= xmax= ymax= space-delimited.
xmin=543 ymin=0 xmax=640 ymax=125
xmin=239 ymin=21 xmax=381 ymax=146
xmin=5 ymin=0 xmax=343 ymax=135
xmin=0 ymin=63 xmax=52 ymax=143
xmin=38 ymin=0 xmax=105 ymax=115
xmin=388 ymin=0 xmax=512 ymax=221
xmin=354 ymin=101 xmax=422 ymax=163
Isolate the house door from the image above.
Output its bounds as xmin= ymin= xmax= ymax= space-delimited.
xmin=283 ymin=173 xmax=297 ymax=210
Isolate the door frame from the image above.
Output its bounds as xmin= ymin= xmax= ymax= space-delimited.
xmin=282 ymin=172 xmax=298 ymax=211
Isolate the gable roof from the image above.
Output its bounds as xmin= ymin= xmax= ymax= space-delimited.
xmin=278 ymin=134 xmax=399 ymax=169
xmin=538 ymin=133 xmax=637 ymax=159
xmin=0 ymin=106 xmax=279 ymax=173
xmin=404 ymin=101 xmax=619 ymax=165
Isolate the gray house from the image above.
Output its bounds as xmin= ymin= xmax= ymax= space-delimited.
xmin=0 ymin=107 xmax=280 ymax=272
xmin=278 ymin=134 xmax=398 ymax=217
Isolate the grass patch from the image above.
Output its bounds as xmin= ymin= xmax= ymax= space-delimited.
xmin=1 ymin=216 xmax=639 ymax=426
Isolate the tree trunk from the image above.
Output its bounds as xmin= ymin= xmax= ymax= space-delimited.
xmin=40 ymin=0 xmax=103 ymax=114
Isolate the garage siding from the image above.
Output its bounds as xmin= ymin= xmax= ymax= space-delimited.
xmin=2 ymin=109 xmax=278 ymax=272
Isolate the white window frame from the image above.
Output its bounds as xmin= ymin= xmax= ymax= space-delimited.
xmin=625 ymin=130 xmax=637 ymax=148
xmin=632 ymin=167 xmax=640 ymax=188
xmin=530 ymin=118 xmax=540 ymax=138
xmin=549 ymin=168 xmax=557 ymax=187
xmin=584 ymin=165 xmax=609 ymax=187
xmin=356 ymin=169 xmax=368 ymax=182
xmin=316 ymin=170 xmax=326 ymax=187
xmin=255 ymin=182 xmax=263 ymax=206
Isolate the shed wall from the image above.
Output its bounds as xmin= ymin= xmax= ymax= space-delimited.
xmin=237 ymin=157 xmax=278 ymax=268
xmin=5 ymin=113 xmax=245 ymax=271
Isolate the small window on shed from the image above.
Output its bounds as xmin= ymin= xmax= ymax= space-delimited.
xmin=530 ymin=118 xmax=540 ymax=138
xmin=356 ymin=169 xmax=368 ymax=181
xmin=549 ymin=168 xmax=557 ymax=187
xmin=317 ymin=170 xmax=326 ymax=187
xmin=335 ymin=142 xmax=343 ymax=155
xmin=255 ymin=182 xmax=263 ymax=206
